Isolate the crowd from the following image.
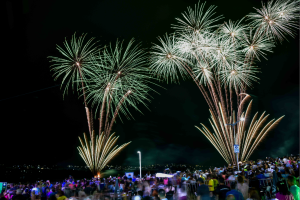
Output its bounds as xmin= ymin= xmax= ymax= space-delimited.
xmin=1 ymin=155 xmax=299 ymax=200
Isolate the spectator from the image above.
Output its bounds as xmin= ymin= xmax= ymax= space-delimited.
xmin=9 ymin=184 xmax=17 ymax=194
xmin=227 ymin=173 xmax=236 ymax=182
xmin=77 ymin=188 xmax=86 ymax=199
xmin=249 ymin=173 xmax=259 ymax=190
xmin=61 ymin=181 xmax=66 ymax=188
xmin=4 ymin=190 xmax=10 ymax=200
xmin=0 ymin=192 xmax=8 ymax=200
xmin=275 ymin=177 xmax=294 ymax=200
xmin=37 ymin=185 xmax=42 ymax=200
xmin=92 ymin=187 xmax=100 ymax=199
xmin=125 ymin=179 xmax=132 ymax=193
xmin=132 ymin=181 xmax=138 ymax=196
xmin=158 ymin=189 xmax=167 ymax=200
xmin=56 ymin=191 xmax=67 ymax=200
xmin=12 ymin=189 xmax=25 ymax=200
xmin=213 ymin=175 xmax=219 ymax=191
xmin=68 ymin=177 xmax=73 ymax=183
xmin=133 ymin=190 xmax=144 ymax=200
xmin=165 ymin=182 xmax=175 ymax=200
xmin=143 ymin=180 xmax=151 ymax=197
xmin=201 ymin=173 xmax=207 ymax=180
xmin=287 ymin=176 xmax=300 ymax=200
xmin=83 ymin=183 xmax=92 ymax=196
xmin=45 ymin=189 xmax=51 ymax=199
xmin=255 ymin=171 xmax=265 ymax=180
xmin=30 ymin=191 xmax=36 ymax=200
xmin=69 ymin=182 xmax=75 ymax=197
xmin=90 ymin=183 xmax=96 ymax=194
xmin=282 ymin=168 xmax=291 ymax=179
xmin=99 ymin=180 xmax=105 ymax=192
xmin=196 ymin=178 xmax=210 ymax=200
xmin=236 ymin=176 xmax=249 ymax=200
xmin=177 ymin=184 xmax=187 ymax=200
xmin=63 ymin=185 xmax=71 ymax=198
xmin=215 ymin=177 xmax=230 ymax=200
xmin=226 ymin=194 xmax=236 ymax=200
xmin=1 ymin=155 xmax=299 ymax=200
xmin=181 ymin=174 xmax=190 ymax=182
xmin=157 ymin=180 xmax=165 ymax=191
xmin=31 ymin=185 xmax=40 ymax=199
xmin=40 ymin=185 xmax=47 ymax=200
xmin=164 ymin=178 xmax=168 ymax=185
xmin=272 ymin=168 xmax=279 ymax=194
xmin=22 ymin=189 xmax=30 ymax=200
xmin=152 ymin=190 xmax=159 ymax=200
xmin=132 ymin=176 xmax=137 ymax=182
xmin=246 ymin=188 xmax=260 ymax=200
xmin=207 ymin=174 xmax=214 ymax=198
xmin=119 ymin=180 xmax=125 ymax=192
xmin=226 ymin=182 xmax=244 ymax=200
xmin=48 ymin=195 xmax=56 ymax=200
xmin=49 ymin=188 xmax=57 ymax=198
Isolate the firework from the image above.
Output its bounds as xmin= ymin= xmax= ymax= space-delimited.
xmin=150 ymin=33 xmax=190 ymax=84
xmin=220 ymin=18 xmax=248 ymax=43
xmin=195 ymin=98 xmax=284 ymax=163
xmin=49 ymin=36 xmax=154 ymax=175
xmin=172 ymin=1 xmax=223 ymax=33
xmin=48 ymin=33 xmax=100 ymax=134
xmin=150 ymin=0 xmax=298 ymax=163
xmin=240 ymin=28 xmax=275 ymax=61
xmin=85 ymin=39 xmax=157 ymax=122
xmin=247 ymin=0 xmax=300 ymax=42
xmin=219 ymin=63 xmax=260 ymax=90
xmin=48 ymin=33 xmax=99 ymax=99
xmin=78 ymin=131 xmax=131 ymax=175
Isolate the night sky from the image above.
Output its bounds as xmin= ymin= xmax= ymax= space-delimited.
xmin=3 ymin=0 xmax=299 ymax=168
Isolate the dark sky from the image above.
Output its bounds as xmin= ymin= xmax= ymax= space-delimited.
xmin=2 ymin=0 xmax=299 ymax=168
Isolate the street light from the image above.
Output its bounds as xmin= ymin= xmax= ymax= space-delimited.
xmin=137 ymin=151 xmax=141 ymax=181
xmin=226 ymin=117 xmax=245 ymax=171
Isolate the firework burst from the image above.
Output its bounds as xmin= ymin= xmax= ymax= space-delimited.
xmin=49 ymin=35 xmax=154 ymax=175
xmin=150 ymin=0 xmax=298 ymax=163
xmin=85 ymin=39 xmax=157 ymax=122
xmin=240 ymin=28 xmax=275 ymax=61
xmin=150 ymin=34 xmax=190 ymax=84
xmin=172 ymin=1 xmax=223 ymax=33
xmin=247 ymin=0 xmax=300 ymax=42
xmin=220 ymin=18 xmax=248 ymax=43
xmin=219 ymin=64 xmax=260 ymax=90
xmin=48 ymin=33 xmax=99 ymax=99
